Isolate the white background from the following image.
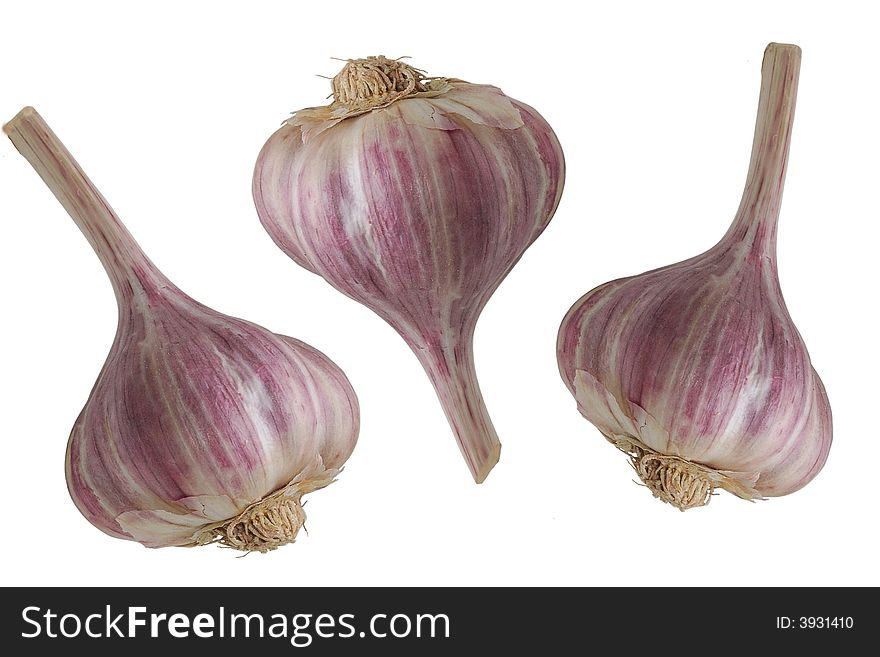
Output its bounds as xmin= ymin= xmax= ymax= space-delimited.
xmin=1 ymin=0 xmax=877 ymax=587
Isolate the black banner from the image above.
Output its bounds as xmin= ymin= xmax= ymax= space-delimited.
xmin=1 ymin=587 xmax=868 ymax=654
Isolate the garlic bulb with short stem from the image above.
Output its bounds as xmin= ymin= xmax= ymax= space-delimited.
xmin=4 ymin=107 xmax=360 ymax=551
xmin=254 ymin=56 xmax=565 ymax=482
xmin=557 ymin=43 xmax=831 ymax=510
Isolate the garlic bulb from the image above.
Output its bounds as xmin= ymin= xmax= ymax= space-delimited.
xmin=5 ymin=108 xmax=359 ymax=551
xmin=254 ymin=56 xmax=564 ymax=482
xmin=557 ymin=43 xmax=831 ymax=509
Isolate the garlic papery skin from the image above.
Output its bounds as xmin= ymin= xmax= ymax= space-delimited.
xmin=254 ymin=56 xmax=565 ymax=483
xmin=4 ymin=108 xmax=360 ymax=551
xmin=557 ymin=43 xmax=831 ymax=510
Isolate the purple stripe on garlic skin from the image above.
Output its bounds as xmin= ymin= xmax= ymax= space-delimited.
xmin=254 ymin=57 xmax=565 ymax=482
xmin=5 ymin=108 xmax=359 ymax=551
xmin=557 ymin=43 xmax=831 ymax=509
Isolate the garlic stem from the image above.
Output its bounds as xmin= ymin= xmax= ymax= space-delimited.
xmin=3 ymin=108 xmax=166 ymax=298
xmin=724 ymin=43 xmax=801 ymax=256
xmin=418 ymin=333 xmax=501 ymax=484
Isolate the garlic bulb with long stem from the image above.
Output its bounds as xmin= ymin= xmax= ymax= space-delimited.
xmin=5 ymin=108 xmax=359 ymax=551
xmin=254 ymin=56 xmax=565 ymax=482
xmin=557 ymin=43 xmax=831 ymax=509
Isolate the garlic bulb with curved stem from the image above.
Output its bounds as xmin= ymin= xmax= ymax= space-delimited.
xmin=254 ymin=56 xmax=565 ymax=482
xmin=557 ymin=43 xmax=831 ymax=509
xmin=5 ymin=107 xmax=360 ymax=551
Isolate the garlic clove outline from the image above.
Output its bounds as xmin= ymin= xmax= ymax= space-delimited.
xmin=5 ymin=107 xmax=360 ymax=551
xmin=254 ymin=56 xmax=565 ymax=482
xmin=557 ymin=43 xmax=832 ymax=509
